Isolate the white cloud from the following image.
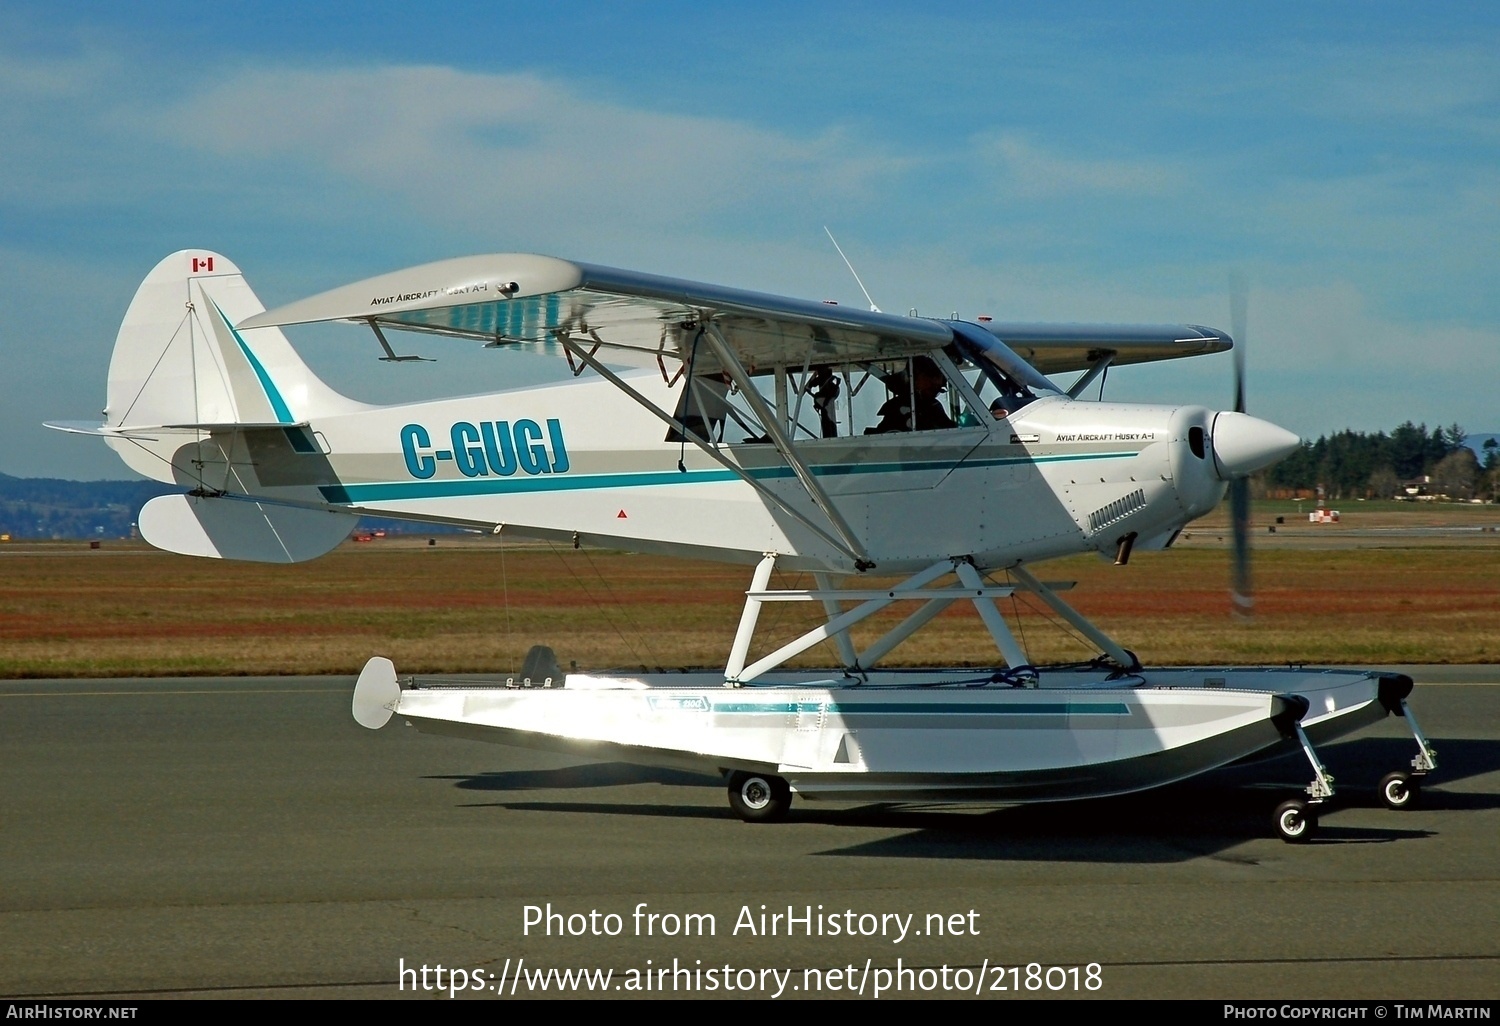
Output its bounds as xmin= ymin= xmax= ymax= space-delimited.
xmin=145 ymin=64 xmax=914 ymax=243
xmin=976 ymin=132 xmax=1181 ymax=197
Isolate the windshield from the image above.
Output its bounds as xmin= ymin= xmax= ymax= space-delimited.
xmin=948 ymin=321 xmax=1063 ymax=416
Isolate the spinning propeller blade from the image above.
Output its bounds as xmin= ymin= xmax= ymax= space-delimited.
xmin=1229 ymin=274 xmax=1252 ymax=620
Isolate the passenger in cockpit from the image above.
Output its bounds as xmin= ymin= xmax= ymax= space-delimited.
xmin=808 ymin=367 xmax=841 ymax=438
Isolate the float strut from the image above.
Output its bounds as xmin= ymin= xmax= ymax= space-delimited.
xmin=725 ymin=554 xmax=777 ymax=685
xmin=1293 ymin=722 xmax=1335 ymax=803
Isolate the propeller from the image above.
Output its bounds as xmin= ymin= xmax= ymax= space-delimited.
xmin=1228 ymin=273 xmax=1252 ymax=620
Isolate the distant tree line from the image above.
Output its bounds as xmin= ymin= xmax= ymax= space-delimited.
xmin=1263 ymin=422 xmax=1497 ymax=501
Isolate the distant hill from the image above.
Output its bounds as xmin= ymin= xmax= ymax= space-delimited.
xmin=0 ymin=473 xmax=180 ymax=539
xmin=0 ymin=474 xmax=460 ymax=540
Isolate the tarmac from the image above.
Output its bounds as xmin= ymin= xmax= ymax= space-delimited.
xmin=1 ymin=667 xmax=1496 ymax=1000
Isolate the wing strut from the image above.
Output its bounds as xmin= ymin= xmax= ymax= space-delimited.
xmin=1066 ymin=352 xmax=1114 ymax=398
xmin=553 ymin=332 xmax=866 ymax=567
xmin=367 ymin=320 xmax=433 ymax=362
xmin=701 ymin=323 xmax=874 ymax=570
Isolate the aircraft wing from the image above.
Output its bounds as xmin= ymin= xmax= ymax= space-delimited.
xmin=239 ymin=253 xmax=1229 ymax=373
xmin=982 ymin=322 xmax=1230 ymax=374
xmin=238 ymin=254 xmax=953 ymax=373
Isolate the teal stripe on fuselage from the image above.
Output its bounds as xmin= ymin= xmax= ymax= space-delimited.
xmin=319 ymin=449 xmax=1139 ymax=504
xmin=322 ymin=466 xmax=747 ymax=502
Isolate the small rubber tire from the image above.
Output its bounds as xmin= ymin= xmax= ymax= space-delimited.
xmin=1275 ymin=799 xmax=1317 ymax=843
xmin=1379 ymin=771 xmax=1420 ymax=810
xmin=727 ymin=772 xmax=791 ymax=823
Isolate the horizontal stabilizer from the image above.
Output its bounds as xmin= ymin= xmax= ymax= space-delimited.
xmin=138 ymin=493 xmax=357 ymax=563
xmin=46 ymin=420 xmax=161 ymax=439
xmin=46 ymin=420 xmax=308 ymax=437
xmin=162 ymin=421 xmax=311 ymax=432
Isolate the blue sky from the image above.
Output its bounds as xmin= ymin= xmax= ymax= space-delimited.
xmin=4 ymin=2 xmax=1497 ymax=479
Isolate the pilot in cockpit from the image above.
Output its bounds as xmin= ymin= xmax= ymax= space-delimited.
xmin=866 ymin=356 xmax=956 ymax=434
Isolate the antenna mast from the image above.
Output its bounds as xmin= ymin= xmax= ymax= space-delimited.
xmin=823 ymin=227 xmax=881 ymax=312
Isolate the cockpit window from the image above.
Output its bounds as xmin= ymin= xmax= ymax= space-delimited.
xmin=665 ymin=353 xmax=985 ymax=443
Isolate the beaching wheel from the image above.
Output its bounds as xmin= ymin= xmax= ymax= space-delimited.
xmin=1274 ymin=799 xmax=1317 ymax=843
xmin=1380 ymin=771 xmax=1420 ymax=810
xmin=728 ymin=772 xmax=791 ymax=822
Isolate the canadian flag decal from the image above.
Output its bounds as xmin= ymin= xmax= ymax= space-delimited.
xmin=191 ymin=257 xmax=214 ymax=273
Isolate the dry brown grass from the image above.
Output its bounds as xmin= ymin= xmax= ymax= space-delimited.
xmin=2 ymin=534 xmax=1497 ymax=677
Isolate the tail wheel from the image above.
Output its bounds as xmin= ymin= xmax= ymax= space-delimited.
xmin=727 ymin=771 xmax=791 ymax=822
xmin=1380 ymin=771 xmax=1420 ymax=810
xmin=1275 ymin=799 xmax=1318 ymax=843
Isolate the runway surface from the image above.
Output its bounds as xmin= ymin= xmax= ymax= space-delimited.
xmin=2 ymin=668 xmax=1496 ymax=1000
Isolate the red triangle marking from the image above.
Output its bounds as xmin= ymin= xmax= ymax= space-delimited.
xmin=616 ymin=510 xmax=628 ymax=518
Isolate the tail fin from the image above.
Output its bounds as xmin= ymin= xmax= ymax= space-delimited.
xmin=103 ymin=250 xmax=363 ymax=482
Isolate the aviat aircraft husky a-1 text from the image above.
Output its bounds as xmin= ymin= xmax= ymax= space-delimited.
xmin=52 ymin=250 xmax=1438 ymax=841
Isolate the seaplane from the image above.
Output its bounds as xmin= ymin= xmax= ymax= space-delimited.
xmin=50 ymin=250 xmax=1438 ymax=842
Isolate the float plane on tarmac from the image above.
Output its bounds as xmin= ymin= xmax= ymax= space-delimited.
xmin=51 ymin=250 xmax=1438 ymax=841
